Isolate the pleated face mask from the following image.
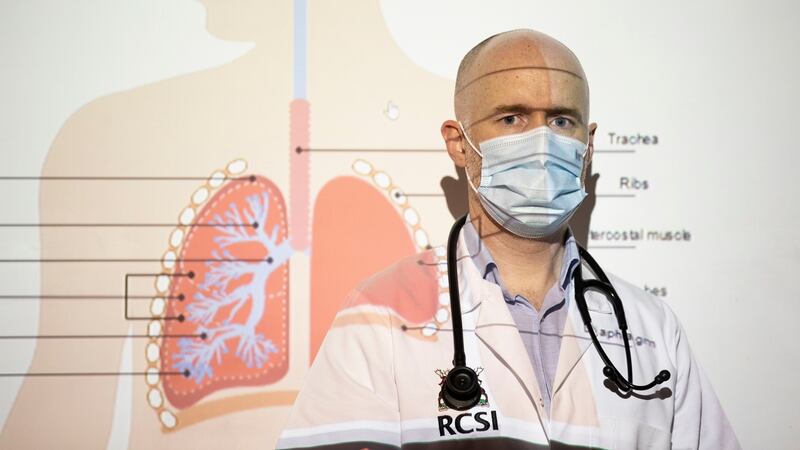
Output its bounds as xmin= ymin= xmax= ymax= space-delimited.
xmin=459 ymin=122 xmax=589 ymax=238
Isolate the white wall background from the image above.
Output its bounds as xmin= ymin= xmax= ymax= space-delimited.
xmin=1 ymin=0 xmax=798 ymax=448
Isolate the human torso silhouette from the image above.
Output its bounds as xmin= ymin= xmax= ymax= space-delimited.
xmin=1 ymin=2 xmax=462 ymax=448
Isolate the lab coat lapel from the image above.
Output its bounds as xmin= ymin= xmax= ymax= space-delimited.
xmin=552 ymin=265 xmax=611 ymax=396
xmin=457 ymin=233 xmax=547 ymax=419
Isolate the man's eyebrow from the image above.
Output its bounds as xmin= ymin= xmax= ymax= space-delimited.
xmin=486 ymin=104 xmax=584 ymax=123
xmin=489 ymin=103 xmax=534 ymax=115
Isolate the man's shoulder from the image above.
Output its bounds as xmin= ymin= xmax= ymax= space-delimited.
xmin=339 ymin=247 xmax=445 ymax=324
xmin=604 ymin=271 xmax=682 ymax=332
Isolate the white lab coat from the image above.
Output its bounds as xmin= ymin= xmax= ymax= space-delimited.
xmin=276 ymin=230 xmax=741 ymax=449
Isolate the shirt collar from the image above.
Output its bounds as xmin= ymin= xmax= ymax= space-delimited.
xmin=462 ymin=215 xmax=581 ymax=296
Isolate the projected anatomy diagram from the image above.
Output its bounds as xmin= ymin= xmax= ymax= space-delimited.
xmin=0 ymin=0 xmax=665 ymax=448
xmin=0 ymin=2 xmax=465 ymax=448
xmin=145 ymin=151 xmax=445 ymax=430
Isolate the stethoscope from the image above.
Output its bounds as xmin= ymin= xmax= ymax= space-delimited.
xmin=439 ymin=214 xmax=672 ymax=411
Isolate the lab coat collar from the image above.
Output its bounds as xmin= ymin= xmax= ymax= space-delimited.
xmin=552 ymin=275 xmax=597 ymax=396
xmin=455 ymin=229 xmax=549 ymax=420
xmin=461 ymin=216 xmax=581 ymax=307
xmin=553 ymin=259 xmax=615 ymax=396
xmin=456 ymin=229 xmax=607 ymax=417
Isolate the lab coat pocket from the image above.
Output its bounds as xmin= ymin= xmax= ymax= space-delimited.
xmin=599 ymin=416 xmax=671 ymax=450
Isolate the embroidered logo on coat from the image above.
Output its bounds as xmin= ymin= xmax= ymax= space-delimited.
xmin=437 ymin=410 xmax=499 ymax=436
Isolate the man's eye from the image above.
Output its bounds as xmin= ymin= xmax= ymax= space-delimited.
xmin=551 ymin=117 xmax=573 ymax=128
xmin=501 ymin=115 xmax=519 ymax=126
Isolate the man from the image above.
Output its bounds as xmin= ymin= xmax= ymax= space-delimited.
xmin=276 ymin=29 xmax=740 ymax=449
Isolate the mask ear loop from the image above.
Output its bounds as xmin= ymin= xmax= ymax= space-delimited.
xmin=579 ymin=141 xmax=591 ymax=190
xmin=458 ymin=121 xmax=483 ymax=195
xmin=457 ymin=121 xmax=483 ymax=158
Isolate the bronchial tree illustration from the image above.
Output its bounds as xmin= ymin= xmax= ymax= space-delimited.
xmin=173 ymin=192 xmax=292 ymax=384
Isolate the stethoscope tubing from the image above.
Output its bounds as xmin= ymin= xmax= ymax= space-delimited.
xmin=447 ymin=214 xmax=469 ymax=368
xmin=444 ymin=214 xmax=670 ymax=403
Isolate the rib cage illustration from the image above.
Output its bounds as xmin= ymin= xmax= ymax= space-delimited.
xmin=144 ymin=158 xmax=450 ymax=431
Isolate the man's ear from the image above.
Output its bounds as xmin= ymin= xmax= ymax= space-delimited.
xmin=586 ymin=122 xmax=597 ymax=165
xmin=581 ymin=122 xmax=597 ymax=186
xmin=441 ymin=119 xmax=466 ymax=168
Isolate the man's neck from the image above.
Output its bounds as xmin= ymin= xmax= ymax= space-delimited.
xmin=469 ymin=211 xmax=566 ymax=311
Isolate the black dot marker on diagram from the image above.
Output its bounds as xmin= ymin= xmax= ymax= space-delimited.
xmin=252 ymin=221 xmax=259 ymax=229
xmin=248 ymin=175 xmax=256 ymax=183
xmin=183 ymin=369 xmax=190 ymax=378
xmin=188 ymin=271 xmax=195 ymax=279
xmin=266 ymin=256 xmax=273 ymax=264
xmin=200 ymin=332 xmax=208 ymax=340
xmin=295 ymin=146 xmax=302 ymax=154
xmin=178 ymin=294 xmax=185 ymax=301
xmin=178 ymin=314 xmax=185 ymax=322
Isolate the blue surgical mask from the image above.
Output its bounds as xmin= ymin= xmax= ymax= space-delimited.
xmin=459 ymin=122 xmax=588 ymax=238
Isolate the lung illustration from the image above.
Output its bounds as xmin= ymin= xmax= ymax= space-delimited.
xmin=156 ymin=162 xmax=291 ymax=412
xmin=145 ymin=158 xmax=445 ymax=431
xmin=309 ymin=175 xmax=418 ymax=362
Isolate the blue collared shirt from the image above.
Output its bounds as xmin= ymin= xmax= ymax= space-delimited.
xmin=462 ymin=216 xmax=580 ymax=414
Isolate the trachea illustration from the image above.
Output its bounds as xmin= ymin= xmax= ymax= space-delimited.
xmin=141 ymin=0 xmax=445 ymax=431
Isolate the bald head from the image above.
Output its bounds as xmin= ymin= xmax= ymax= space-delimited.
xmin=441 ymin=29 xmax=597 ymax=243
xmin=454 ymin=29 xmax=589 ymax=124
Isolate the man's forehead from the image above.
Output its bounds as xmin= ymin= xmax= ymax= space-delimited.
xmin=457 ymin=31 xmax=585 ymax=93
xmin=457 ymin=65 xmax=584 ymax=96
xmin=455 ymin=31 xmax=588 ymax=121
xmin=466 ymin=70 xmax=588 ymax=125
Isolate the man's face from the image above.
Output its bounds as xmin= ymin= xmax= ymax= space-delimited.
xmin=446 ymin=33 xmax=596 ymax=192
xmin=460 ymin=67 xmax=593 ymax=189
xmin=462 ymin=68 xmax=589 ymax=144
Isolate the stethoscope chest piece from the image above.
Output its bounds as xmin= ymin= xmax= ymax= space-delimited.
xmin=437 ymin=366 xmax=487 ymax=411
